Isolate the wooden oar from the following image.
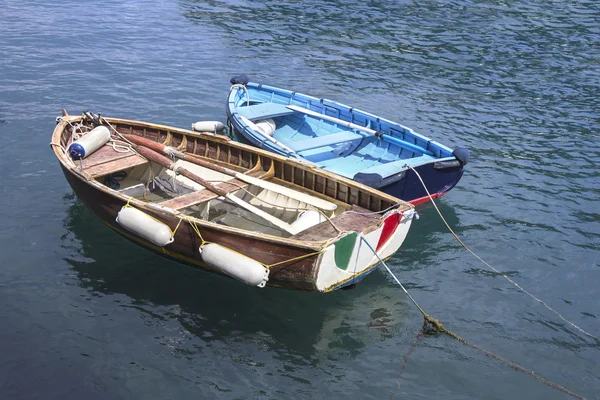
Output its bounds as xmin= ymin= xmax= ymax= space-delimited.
xmin=123 ymin=134 xmax=337 ymax=212
xmin=134 ymin=146 xmax=229 ymax=196
xmin=286 ymin=105 xmax=435 ymax=156
xmin=132 ymin=143 xmax=310 ymax=235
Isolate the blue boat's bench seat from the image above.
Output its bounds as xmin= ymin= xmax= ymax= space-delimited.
xmin=352 ymin=155 xmax=435 ymax=188
xmin=355 ymin=155 xmax=435 ymax=179
xmin=289 ymin=131 xmax=369 ymax=152
xmin=235 ymin=103 xmax=295 ymax=121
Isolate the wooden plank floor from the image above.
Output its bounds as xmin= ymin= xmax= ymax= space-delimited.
xmin=290 ymin=205 xmax=381 ymax=242
xmin=80 ymin=145 xmax=147 ymax=178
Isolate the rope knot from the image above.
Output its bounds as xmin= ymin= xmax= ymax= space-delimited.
xmin=423 ymin=314 xmax=445 ymax=335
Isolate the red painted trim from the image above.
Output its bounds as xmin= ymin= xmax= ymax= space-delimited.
xmin=376 ymin=212 xmax=401 ymax=251
xmin=409 ymin=191 xmax=446 ymax=206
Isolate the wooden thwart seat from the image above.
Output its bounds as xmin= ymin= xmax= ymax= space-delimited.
xmin=235 ymin=103 xmax=295 ymax=121
xmin=289 ymin=131 xmax=368 ymax=152
xmin=157 ymin=168 xmax=268 ymax=210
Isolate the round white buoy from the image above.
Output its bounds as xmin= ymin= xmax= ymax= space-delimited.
xmin=116 ymin=206 xmax=174 ymax=247
xmin=68 ymin=125 xmax=111 ymax=159
xmin=199 ymin=243 xmax=269 ymax=287
xmin=191 ymin=121 xmax=225 ymax=132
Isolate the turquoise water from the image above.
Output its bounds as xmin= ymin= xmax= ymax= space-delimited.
xmin=0 ymin=0 xmax=598 ymax=398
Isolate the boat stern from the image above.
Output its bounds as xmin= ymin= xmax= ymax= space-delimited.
xmin=315 ymin=208 xmax=416 ymax=292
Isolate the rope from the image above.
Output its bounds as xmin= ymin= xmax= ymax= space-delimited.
xmin=360 ymin=237 xmax=432 ymax=320
xmin=389 ymin=330 xmax=425 ymax=400
xmin=231 ymin=84 xmax=250 ymax=106
xmin=406 ymin=165 xmax=598 ymax=341
xmin=103 ymin=171 xmax=127 ymax=189
xmin=98 ymin=115 xmax=146 ymax=159
xmin=360 ymin=236 xmax=587 ymax=400
xmin=54 ymin=117 xmax=86 ymax=167
xmin=49 ymin=141 xmax=75 ymax=167
xmin=108 ymin=139 xmax=134 ymax=153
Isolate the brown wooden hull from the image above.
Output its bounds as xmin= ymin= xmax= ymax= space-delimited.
xmin=61 ymin=164 xmax=324 ymax=291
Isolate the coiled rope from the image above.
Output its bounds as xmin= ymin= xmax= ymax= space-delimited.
xmin=230 ymin=84 xmax=250 ymax=106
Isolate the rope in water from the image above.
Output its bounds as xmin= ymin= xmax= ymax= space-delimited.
xmin=361 ymin=237 xmax=587 ymax=400
xmin=406 ymin=165 xmax=597 ymax=342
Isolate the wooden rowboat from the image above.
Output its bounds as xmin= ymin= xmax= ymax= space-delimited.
xmin=51 ymin=111 xmax=416 ymax=292
xmin=225 ymin=77 xmax=470 ymax=206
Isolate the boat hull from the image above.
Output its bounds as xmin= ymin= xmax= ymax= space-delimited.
xmin=54 ymin=114 xmax=415 ymax=292
xmin=61 ymin=163 xmax=323 ymax=291
xmin=382 ymin=162 xmax=465 ymax=206
xmin=226 ymin=81 xmax=468 ymax=205
xmin=229 ymin=127 xmax=464 ymax=206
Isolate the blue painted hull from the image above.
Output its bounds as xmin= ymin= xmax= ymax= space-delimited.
xmin=226 ymin=80 xmax=468 ymax=204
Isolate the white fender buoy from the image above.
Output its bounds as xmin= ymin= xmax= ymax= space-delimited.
xmin=199 ymin=243 xmax=269 ymax=287
xmin=68 ymin=125 xmax=111 ymax=159
xmin=116 ymin=206 xmax=174 ymax=247
xmin=289 ymin=210 xmax=326 ymax=233
xmin=254 ymin=118 xmax=276 ymax=136
xmin=191 ymin=121 xmax=225 ymax=132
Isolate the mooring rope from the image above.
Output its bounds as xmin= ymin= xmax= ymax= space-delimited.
xmin=405 ymin=165 xmax=597 ymax=342
xmin=361 ymin=236 xmax=587 ymax=400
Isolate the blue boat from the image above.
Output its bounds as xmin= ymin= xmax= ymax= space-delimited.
xmin=225 ymin=76 xmax=469 ymax=205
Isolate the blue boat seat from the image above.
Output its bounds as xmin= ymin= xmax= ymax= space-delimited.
xmin=289 ymin=131 xmax=369 ymax=152
xmin=353 ymin=155 xmax=435 ymax=188
xmin=359 ymin=155 xmax=435 ymax=177
xmin=235 ymin=103 xmax=295 ymax=121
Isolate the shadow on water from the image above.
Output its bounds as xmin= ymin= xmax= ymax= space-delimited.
xmin=61 ymin=195 xmax=413 ymax=360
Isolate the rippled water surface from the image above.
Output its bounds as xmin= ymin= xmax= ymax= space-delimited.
xmin=1 ymin=0 xmax=599 ymax=399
